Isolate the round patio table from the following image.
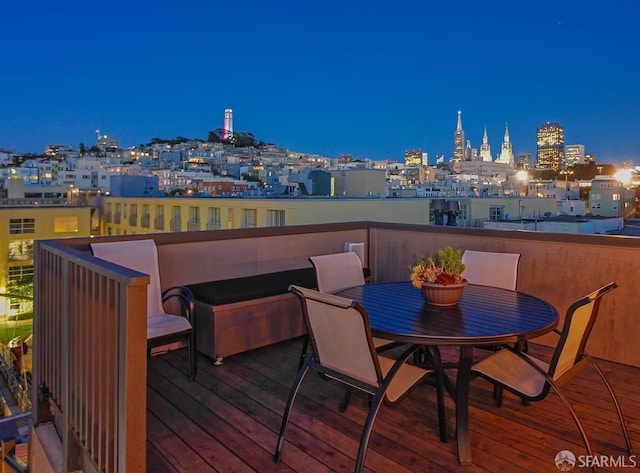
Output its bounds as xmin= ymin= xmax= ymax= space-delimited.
xmin=336 ymin=281 xmax=559 ymax=465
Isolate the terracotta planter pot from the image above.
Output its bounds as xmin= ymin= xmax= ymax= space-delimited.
xmin=420 ymin=279 xmax=469 ymax=306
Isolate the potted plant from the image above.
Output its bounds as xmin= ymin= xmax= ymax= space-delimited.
xmin=410 ymin=246 xmax=467 ymax=306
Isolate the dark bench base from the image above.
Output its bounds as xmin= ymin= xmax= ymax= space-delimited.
xmin=194 ymin=292 xmax=306 ymax=363
xmin=188 ymin=268 xmax=316 ymax=363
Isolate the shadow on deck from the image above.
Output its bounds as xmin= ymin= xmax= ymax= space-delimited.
xmin=147 ymin=339 xmax=638 ymax=473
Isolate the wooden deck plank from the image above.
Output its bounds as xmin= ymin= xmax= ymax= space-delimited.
xmin=147 ymin=340 xmax=639 ymax=473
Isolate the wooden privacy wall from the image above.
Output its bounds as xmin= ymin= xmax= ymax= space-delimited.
xmin=368 ymin=224 xmax=640 ymax=368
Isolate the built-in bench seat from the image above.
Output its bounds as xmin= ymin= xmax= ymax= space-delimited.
xmin=187 ymin=268 xmax=318 ymax=364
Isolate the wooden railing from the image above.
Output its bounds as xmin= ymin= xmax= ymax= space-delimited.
xmin=33 ymin=240 xmax=148 ymax=473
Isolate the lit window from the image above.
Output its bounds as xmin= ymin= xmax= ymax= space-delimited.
xmin=8 ymin=240 xmax=34 ymax=261
xmin=54 ymin=216 xmax=79 ymax=233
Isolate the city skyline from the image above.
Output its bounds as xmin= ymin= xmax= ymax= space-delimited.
xmin=2 ymin=0 xmax=639 ymax=165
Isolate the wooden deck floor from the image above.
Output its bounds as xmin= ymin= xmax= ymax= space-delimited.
xmin=147 ymin=339 xmax=639 ymax=472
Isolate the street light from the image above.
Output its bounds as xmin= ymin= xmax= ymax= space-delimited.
xmin=615 ymin=169 xmax=633 ymax=188
xmin=559 ymin=169 xmax=574 ymax=200
xmin=516 ymin=170 xmax=529 ymax=196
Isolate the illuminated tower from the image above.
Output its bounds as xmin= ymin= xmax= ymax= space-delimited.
xmin=536 ymin=122 xmax=564 ymax=170
xmin=452 ymin=111 xmax=464 ymax=163
xmin=479 ymin=125 xmax=492 ymax=162
xmin=223 ymin=108 xmax=233 ymax=141
xmin=496 ymin=123 xmax=514 ymax=167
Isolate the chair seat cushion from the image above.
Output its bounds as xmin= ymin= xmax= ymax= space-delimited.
xmin=378 ymin=355 xmax=430 ymax=403
xmin=472 ymin=349 xmax=549 ymax=398
xmin=148 ymin=312 xmax=192 ymax=340
xmin=187 ymin=268 xmax=318 ymax=306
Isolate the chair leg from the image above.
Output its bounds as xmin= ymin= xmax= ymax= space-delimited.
xmin=495 ymin=385 xmax=503 ymax=407
xmin=546 ymin=381 xmax=596 ymax=471
xmin=298 ymin=336 xmax=309 ymax=371
xmin=338 ymin=387 xmax=354 ymax=412
xmin=355 ymin=390 xmax=386 ymax=473
xmin=189 ymin=332 xmax=197 ymax=382
xmin=274 ymin=365 xmax=310 ymax=463
xmin=590 ymin=360 xmax=633 ymax=453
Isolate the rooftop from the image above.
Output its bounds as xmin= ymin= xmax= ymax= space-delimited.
xmin=147 ymin=340 xmax=638 ymax=472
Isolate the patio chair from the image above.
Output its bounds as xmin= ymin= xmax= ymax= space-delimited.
xmin=90 ymin=239 xmax=197 ymax=381
xmin=471 ymin=282 xmax=633 ymax=470
xmin=275 ymin=285 xmax=443 ymax=472
xmin=462 ymin=250 xmax=522 ymax=351
xmin=461 ymin=250 xmax=520 ymax=291
xmin=298 ymin=253 xmax=399 ymax=371
xmin=425 ymin=250 xmax=522 ymax=394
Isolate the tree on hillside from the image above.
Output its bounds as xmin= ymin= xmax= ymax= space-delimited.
xmin=234 ymin=131 xmax=257 ymax=148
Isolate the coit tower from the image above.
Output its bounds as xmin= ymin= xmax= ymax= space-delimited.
xmin=223 ymin=109 xmax=233 ymax=141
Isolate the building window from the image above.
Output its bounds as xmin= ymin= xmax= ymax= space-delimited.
xmin=8 ymin=240 xmax=34 ymax=261
xmin=8 ymin=265 xmax=34 ymax=281
xmin=53 ymin=216 xmax=79 ymax=233
xmin=9 ymin=218 xmax=35 ymax=234
xmin=227 ymin=208 xmax=235 ymax=229
xmin=267 ymin=210 xmax=285 ymax=227
xmin=613 ymin=194 xmax=620 ymax=201
xmin=154 ymin=205 xmax=165 ymax=231
xmin=207 ymin=207 xmax=221 ymax=230
xmin=489 ymin=206 xmax=504 ymax=221
xmin=242 ymin=209 xmax=257 ymax=228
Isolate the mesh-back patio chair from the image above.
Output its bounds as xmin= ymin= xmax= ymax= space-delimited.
xmin=91 ymin=239 xmax=197 ymax=381
xmin=426 ymin=250 xmax=522 ymax=395
xmin=461 ymin=250 xmax=520 ymax=291
xmin=471 ymin=282 xmax=632 ymax=471
xmin=299 ymin=253 xmax=399 ymax=371
xmin=275 ymin=285 xmax=443 ymax=473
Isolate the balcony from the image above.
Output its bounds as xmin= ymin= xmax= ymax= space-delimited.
xmin=169 ymin=217 xmax=182 ymax=232
xmin=129 ymin=213 xmax=138 ymax=226
xmin=154 ymin=216 xmax=164 ymax=231
xmin=187 ymin=219 xmax=201 ymax=232
xmin=140 ymin=214 xmax=150 ymax=228
xmin=31 ymin=223 xmax=640 ymax=472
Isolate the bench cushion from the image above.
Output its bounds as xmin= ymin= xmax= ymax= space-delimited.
xmin=187 ymin=268 xmax=318 ymax=306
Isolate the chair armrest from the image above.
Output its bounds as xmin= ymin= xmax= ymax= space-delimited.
xmin=162 ymin=286 xmax=196 ymax=325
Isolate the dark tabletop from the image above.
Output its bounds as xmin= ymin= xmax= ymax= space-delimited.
xmin=336 ymin=282 xmax=559 ymax=346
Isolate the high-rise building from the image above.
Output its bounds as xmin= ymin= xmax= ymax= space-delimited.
xmin=223 ymin=108 xmax=233 ymax=141
xmin=404 ymin=149 xmax=422 ymax=167
xmin=536 ymin=122 xmax=564 ymax=170
xmin=452 ymin=111 xmax=464 ymax=163
xmin=517 ymin=152 xmax=532 ymax=169
xmin=464 ymin=140 xmax=473 ymax=161
xmin=495 ymin=123 xmax=514 ymax=168
xmin=565 ymin=144 xmax=585 ymax=167
xmin=479 ymin=126 xmax=492 ymax=162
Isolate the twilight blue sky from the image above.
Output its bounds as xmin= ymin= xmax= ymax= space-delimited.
xmin=2 ymin=0 xmax=639 ymax=165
